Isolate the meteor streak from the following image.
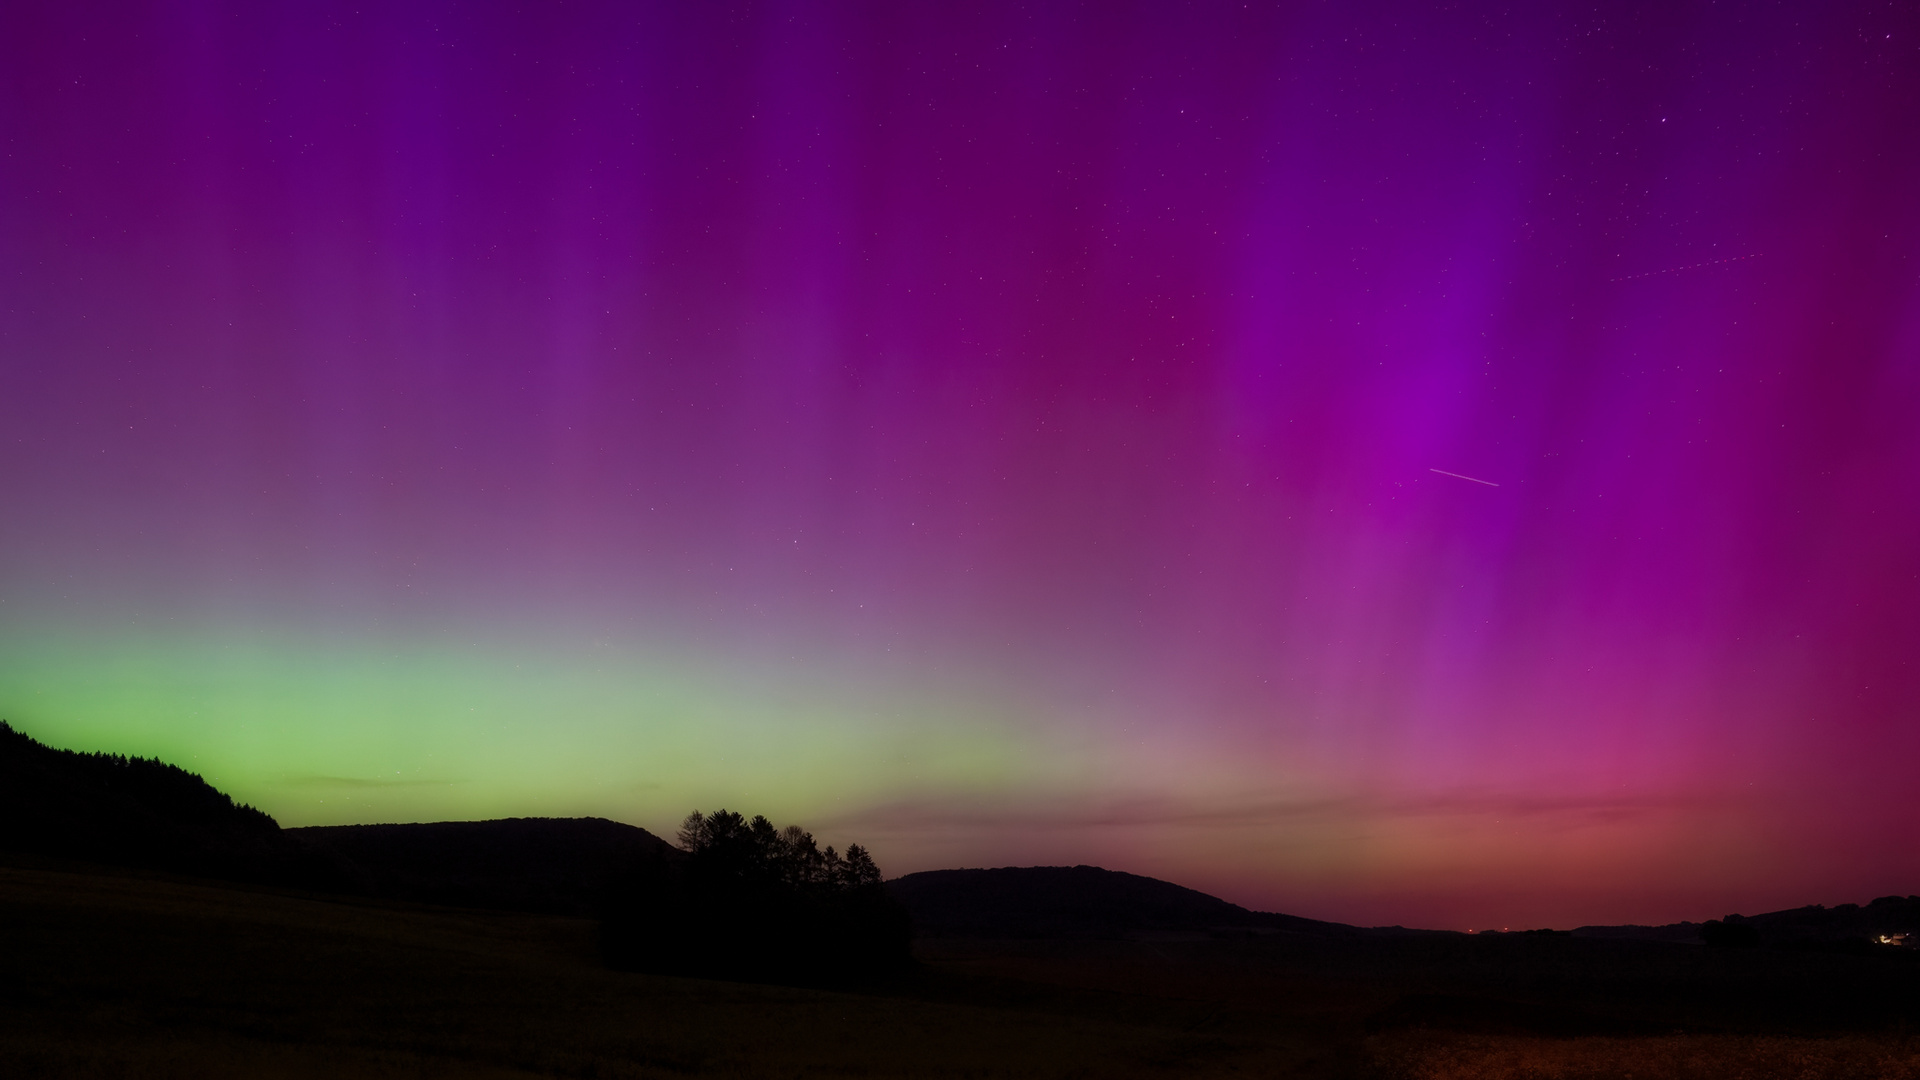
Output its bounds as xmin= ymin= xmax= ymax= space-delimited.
xmin=1608 ymin=253 xmax=1762 ymax=283
xmin=1431 ymin=468 xmax=1500 ymax=487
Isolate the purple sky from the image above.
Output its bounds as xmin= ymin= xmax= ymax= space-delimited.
xmin=2 ymin=2 xmax=1917 ymax=929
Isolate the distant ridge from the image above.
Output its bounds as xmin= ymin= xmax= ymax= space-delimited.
xmin=292 ymin=818 xmax=680 ymax=915
xmin=886 ymin=865 xmax=1361 ymax=939
xmin=1573 ymin=897 xmax=1920 ymax=951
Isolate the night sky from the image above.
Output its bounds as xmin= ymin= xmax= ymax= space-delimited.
xmin=3 ymin=2 xmax=1917 ymax=930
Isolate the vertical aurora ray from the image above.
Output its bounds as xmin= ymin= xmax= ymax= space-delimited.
xmin=1 ymin=1 xmax=1916 ymax=929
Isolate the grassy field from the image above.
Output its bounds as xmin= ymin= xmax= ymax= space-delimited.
xmin=4 ymin=862 xmax=1917 ymax=1078
xmin=1365 ymin=1031 xmax=1920 ymax=1080
xmin=0 ymin=863 xmax=1331 ymax=1078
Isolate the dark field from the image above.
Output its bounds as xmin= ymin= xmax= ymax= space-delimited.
xmin=5 ymin=863 xmax=1919 ymax=1079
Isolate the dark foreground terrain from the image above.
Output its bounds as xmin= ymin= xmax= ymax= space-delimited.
xmin=7 ymin=723 xmax=1918 ymax=1077
xmin=0 ymin=858 xmax=1334 ymax=1079
xmin=6 ymin=858 xmax=1920 ymax=1079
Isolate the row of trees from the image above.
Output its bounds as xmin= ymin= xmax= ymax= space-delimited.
xmin=674 ymin=809 xmax=882 ymax=891
xmin=601 ymin=809 xmax=909 ymax=984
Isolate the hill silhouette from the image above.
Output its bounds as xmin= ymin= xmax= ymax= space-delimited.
xmin=292 ymin=818 xmax=680 ymax=915
xmin=0 ymin=719 xmax=333 ymax=886
xmin=0 ymin=720 xmax=679 ymax=912
xmin=891 ymin=865 xmax=1920 ymax=952
xmin=886 ymin=865 xmax=1362 ymax=939
xmin=7 ymin=718 xmax=1910 ymax=957
xmin=1573 ymin=896 xmax=1920 ymax=952
xmin=1733 ymin=895 xmax=1920 ymax=947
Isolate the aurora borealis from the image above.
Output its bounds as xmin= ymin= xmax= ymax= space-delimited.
xmin=2 ymin=2 xmax=1917 ymax=931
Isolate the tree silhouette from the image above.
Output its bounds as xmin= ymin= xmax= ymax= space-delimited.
xmin=1701 ymin=915 xmax=1762 ymax=948
xmin=601 ymin=808 xmax=910 ymax=984
xmin=0 ymin=718 xmax=309 ymax=883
